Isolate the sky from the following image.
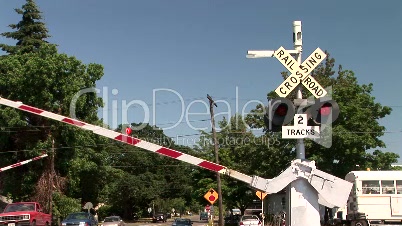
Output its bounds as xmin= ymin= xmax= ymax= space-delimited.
xmin=1 ymin=1 xmax=401 ymax=163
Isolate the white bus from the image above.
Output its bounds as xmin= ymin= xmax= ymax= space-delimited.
xmin=336 ymin=171 xmax=402 ymax=226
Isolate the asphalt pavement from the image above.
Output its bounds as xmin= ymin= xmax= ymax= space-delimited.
xmin=125 ymin=214 xmax=212 ymax=226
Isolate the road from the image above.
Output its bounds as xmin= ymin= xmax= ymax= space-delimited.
xmin=126 ymin=215 xmax=211 ymax=226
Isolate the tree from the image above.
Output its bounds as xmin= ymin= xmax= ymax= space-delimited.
xmin=365 ymin=150 xmax=400 ymax=170
xmin=97 ymin=123 xmax=195 ymax=219
xmin=0 ymin=0 xmax=50 ymax=54
xmin=0 ymin=43 xmax=106 ymax=211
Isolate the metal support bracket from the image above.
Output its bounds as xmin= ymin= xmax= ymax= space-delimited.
xmin=250 ymin=159 xmax=352 ymax=208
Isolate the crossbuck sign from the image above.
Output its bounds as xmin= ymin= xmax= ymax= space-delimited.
xmin=274 ymin=46 xmax=327 ymax=98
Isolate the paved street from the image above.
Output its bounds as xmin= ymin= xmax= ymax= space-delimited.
xmin=125 ymin=215 xmax=211 ymax=226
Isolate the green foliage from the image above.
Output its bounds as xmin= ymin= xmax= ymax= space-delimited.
xmin=97 ymin=205 xmax=113 ymax=221
xmin=52 ymin=192 xmax=81 ymax=220
xmin=90 ymin=123 xmax=196 ymax=219
xmin=0 ymin=0 xmax=50 ymax=54
xmin=154 ymin=197 xmax=186 ymax=214
xmin=365 ymin=150 xmax=400 ymax=170
xmin=304 ymin=56 xmax=394 ymax=177
xmin=0 ymin=43 xmax=106 ymax=204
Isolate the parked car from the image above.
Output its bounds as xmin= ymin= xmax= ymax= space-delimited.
xmin=172 ymin=218 xmax=192 ymax=226
xmin=152 ymin=212 xmax=167 ymax=223
xmin=61 ymin=212 xmax=98 ymax=226
xmin=200 ymin=212 xmax=208 ymax=221
xmin=101 ymin=216 xmax=125 ymax=226
xmin=238 ymin=215 xmax=261 ymax=226
xmin=0 ymin=202 xmax=51 ymax=226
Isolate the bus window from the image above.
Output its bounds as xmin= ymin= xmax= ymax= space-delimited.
xmin=362 ymin=180 xmax=380 ymax=194
xmin=381 ymin=180 xmax=395 ymax=194
xmin=397 ymin=180 xmax=402 ymax=194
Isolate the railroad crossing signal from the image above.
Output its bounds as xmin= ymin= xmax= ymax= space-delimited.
xmin=264 ymin=98 xmax=340 ymax=135
xmin=256 ymin=191 xmax=267 ymax=200
xmin=274 ymin=46 xmax=327 ymax=98
xmin=204 ymin=188 xmax=219 ymax=205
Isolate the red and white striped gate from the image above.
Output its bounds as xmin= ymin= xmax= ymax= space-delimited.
xmin=0 ymin=98 xmax=254 ymax=185
xmin=0 ymin=153 xmax=48 ymax=172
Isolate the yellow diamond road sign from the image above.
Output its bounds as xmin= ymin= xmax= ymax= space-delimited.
xmin=204 ymin=188 xmax=219 ymax=205
xmin=255 ymin=191 xmax=267 ymax=200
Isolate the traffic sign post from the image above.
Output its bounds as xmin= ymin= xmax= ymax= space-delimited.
xmin=255 ymin=191 xmax=267 ymax=200
xmin=204 ymin=188 xmax=218 ymax=224
xmin=256 ymin=191 xmax=267 ymax=226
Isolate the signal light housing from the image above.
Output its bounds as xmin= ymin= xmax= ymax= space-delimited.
xmin=308 ymin=98 xmax=339 ymax=125
xmin=264 ymin=97 xmax=295 ymax=132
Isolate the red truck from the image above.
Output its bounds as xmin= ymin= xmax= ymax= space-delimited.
xmin=0 ymin=202 xmax=51 ymax=226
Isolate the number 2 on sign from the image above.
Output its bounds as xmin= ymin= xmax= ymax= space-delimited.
xmin=298 ymin=115 xmax=304 ymax=124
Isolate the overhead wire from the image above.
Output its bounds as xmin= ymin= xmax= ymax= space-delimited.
xmin=0 ymin=94 xmax=400 ymax=153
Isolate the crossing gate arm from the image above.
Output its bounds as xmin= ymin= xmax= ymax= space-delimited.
xmin=0 ymin=97 xmax=255 ymax=184
xmin=0 ymin=153 xmax=48 ymax=172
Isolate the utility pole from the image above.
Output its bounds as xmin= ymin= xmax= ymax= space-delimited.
xmin=49 ymin=138 xmax=55 ymax=216
xmin=207 ymin=94 xmax=224 ymax=226
xmin=286 ymin=21 xmax=320 ymax=226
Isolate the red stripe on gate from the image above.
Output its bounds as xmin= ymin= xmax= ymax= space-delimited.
xmin=198 ymin=161 xmax=225 ymax=172
xmin=156 ymin=148 xmax=183 ymax=158
xmin=62 ymin=118 xmax=86 ymax=127
xmin=10 ymin=163 xmax=22 ymax=168
xmin=19 ymin=105 xmax=44 ymax=114
xmin=114 ymin=134 xmax=141 ymax=145
xmin=32 ymin=156 xmax=43 ymax=161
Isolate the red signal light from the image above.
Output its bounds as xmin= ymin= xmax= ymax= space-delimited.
xmin=275 ymin=104 xmax=288 ymax=116
xmin=320 ymin=103 xmax=332 ymax=116
xmin=264 ymin=98 xmax=295 ymax=132
xmin=308 ymin=98 xmax=340 ymax=125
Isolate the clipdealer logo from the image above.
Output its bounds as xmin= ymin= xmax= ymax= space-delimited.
xmin=69 ymin=86 xmax=337 ymax=148
xmin=69 ymin=86 xmax=264 ymax=132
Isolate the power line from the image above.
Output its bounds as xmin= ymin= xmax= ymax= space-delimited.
xmin=96 ymin=96 xmax=268 ymax=111
xmin=1 ymin=129 xmax=401 ymax=154
xmin=95 ymin=95 xmax=401 ymax=110
xmin=156 ymin=118 xmax=210 ymax=126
